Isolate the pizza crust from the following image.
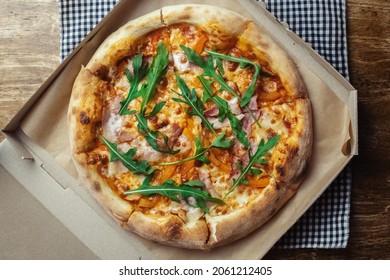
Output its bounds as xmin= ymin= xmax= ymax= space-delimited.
xmin=238 ymin=22 xmax=308 ymax=101
xmin=205 ymin=179 xmax=295 ymax=248
xmin=162 ymin=4 xmax=249 ymax=36
xmin=124 ymin=211 xmax=209 ymax=250
xmin=87 ymin=8 xmax=164 ymax=74
xmin=68 ymin=66 xmax=104 ymax=154
xmin=274 ymin=99 xmax=313 ymax=190
xmin=73 ymin=153 xmax=135 ymax=223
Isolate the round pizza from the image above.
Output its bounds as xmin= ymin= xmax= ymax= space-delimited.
xmin=68 ymin=4 xmax=312 ymax=250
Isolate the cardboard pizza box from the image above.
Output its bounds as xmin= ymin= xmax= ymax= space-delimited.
xmin=0 ymin=0 xmax=358 ymax=259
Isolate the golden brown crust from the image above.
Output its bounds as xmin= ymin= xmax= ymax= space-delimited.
xmin=72 ymin=153 xmax=135 ymax=223
xmin=68 ymin=66 xmax=104 ymax=154
xmin=238 ymin=22 xmax=308 ymax=100
xmin=205 ymin=179 xmax=295 ymax=248
xmin=86 ymin=9 xmax=164 ymax=74
xmin=68 ymin=4 xmax=312 ymax=250
xmin=162 ymin=4 xmax=249 ymax=37
xmin=275 ymin=99 xmax=313 ymax=190
xmin=124 ymin=211 xmax=209 ymax=250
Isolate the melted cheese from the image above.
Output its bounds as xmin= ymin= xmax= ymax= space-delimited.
xmin=172 ymin=51 xmax=191 ymax=72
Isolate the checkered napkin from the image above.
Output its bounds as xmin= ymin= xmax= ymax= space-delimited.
xmin=59 ymin=0 xmax=351 ymax=249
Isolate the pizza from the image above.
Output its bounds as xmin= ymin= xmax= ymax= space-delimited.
xmin=68 ymin=4 xmax=312 ymax=250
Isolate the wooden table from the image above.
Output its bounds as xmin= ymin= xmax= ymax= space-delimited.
xmin=1 ymin=0 xmax=389 ymax=259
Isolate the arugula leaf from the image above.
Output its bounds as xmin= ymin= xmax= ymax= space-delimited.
xmin=148 ymin=101 xmax=166 ymax=117
xmin=198 ymin=75 xmax=250 ymax=148
xmin=140 ymin=41 xmax=169 ymax=114
xmin=198 ymin=75 xmax=229 ymax=121
xmin=181 ymin=45 xmax=262 ymax=131
xmin=119 ymin=54 xmax=148 ymax=115
xmin=160 ymin=132 xmax=232 ymax=166
xmin=227 ymin=111 xmax=250 ymax=148
xmin=211 ymin=132 xmax=233 ymax=148
xmin=225 ymin=135 xmax=280 ymax=197
xmin=135 ymin=113 xmax=179 ymax=155
xmin=124 ymin=177 xmax=223 ymax=213
xmin=174 ymin=73 xmax=217 ymax=136
xmin=206 ymin=50 xmax=262 ymax=108
xmin=181 ymin=45 xmax=241 ymax=99
xmin=193 ymin=136 xmax=210 ymax=164
xmin=99 ymin=136 xmax=154 ymax=175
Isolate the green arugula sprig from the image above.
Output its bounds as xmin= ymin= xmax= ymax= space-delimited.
xmin=120 ymin=42 xmax=178 ymax=155
xmin=181 ymin=45 xmax=261 ymax=130
xmin=118 ymin=54 xmax=148 ymax=115
xmin=140 ymin=41 xmax=169 ymax=114
xmin=181 ymin=45 xmax=241 ymax=100
xmin=118 ymin=42 xmax=169 ymax=116
xmin=206 ymin=50 xmax=261 ymax=107
xmin=135 ymin=113 xmax=180 ymax=155
xmin=199 ymin=75 xmax=228 ymax=121
xmin=159 ymin=132 xmax=232 ymax=166
xmin=100 ymin=136 xmax=154 ymax=175
xmin=181 ymin=45 xmax=261 ymax=107
xmin=198 ymin=75 xmax=250 ymax=148
xmin=173 ymin=73 xmax=218 ymax=136
xmin=225 ymin=135 xmax=280 ymax=197
xmin=124 ymin=177 xmax=223 ymax=213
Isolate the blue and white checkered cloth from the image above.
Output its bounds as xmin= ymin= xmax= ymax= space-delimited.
xmin=59 ymin=0 xmax=351 ymax=249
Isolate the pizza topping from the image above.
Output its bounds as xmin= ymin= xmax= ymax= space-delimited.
xmin=226 ymin=135 xmax=280 ymax=197
xmin=139 ymin=41 xmax=169 ymax=114
xmin=124 ymin=177 xmax=223 ymax=213
xmin=172 ymin=51 xmax=191 ymax=72
xmin=127 ymin=136 xmax=165 ymax=162
xmin=118 ymin=54 xmax=148 ymax=115
xmin=160 ymin=132 xmax=232 ymax=166
xmin=174 ymin=73 xmax=219 ymax=136
xmin=100 ymin=135 xmax=154 ymax=175
xmin=206 ymin=50 xmax=261 ymax=108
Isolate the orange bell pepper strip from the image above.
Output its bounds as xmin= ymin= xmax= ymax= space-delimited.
xmin=244 ymin=175 xmax=270 ymax=188
xmin=193 ymin=35 xmax=207 ymax=54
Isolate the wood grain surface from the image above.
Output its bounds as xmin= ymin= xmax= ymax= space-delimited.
xmin=0 ymin=0 xmax=389 ymax=259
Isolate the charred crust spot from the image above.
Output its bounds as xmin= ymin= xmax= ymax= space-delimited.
xmin=269 ymin=207 xmax=277 ymax=216
xmin=289 ymin=147 xmax=299 ymax=157
xmin=93 ymin=181 xmax=101 ymax=192
xmin=165 ymin=220 xmax=182 ymax=240
xmin=94 ymin=65 xmax=110 ymax=81
xmin=79 ymin=111 xmax=90 ymax=124
xmin=178 ymin=8 xmax=192 ymax=21
xmin=274 ymin=181 xmax=282 ymax=191
xmin=276 ymin=164 xmax=284 ymax=177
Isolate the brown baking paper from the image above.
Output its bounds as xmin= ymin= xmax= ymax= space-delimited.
xmin=19 ymin=0 xmax=357 ymax=259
